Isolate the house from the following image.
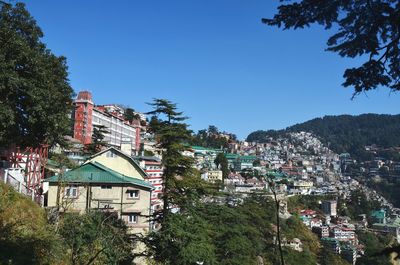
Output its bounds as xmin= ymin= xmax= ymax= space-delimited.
xmin=371 ymin=209 xmax=386 ymax=224
xmin=201 ymin=170 xmax=223 ymax=183
xmin=45 ymin=161 xmax=153 ymax=234
xmin=330 ymin=227 xmax=356 ymax=242
xmin=85 ymin=147 xmax=147 ymax=180
xmin=312 ymin=226 xmax=329 ymax=238
xmin=322 ymin=200 xmax=337 ymax=217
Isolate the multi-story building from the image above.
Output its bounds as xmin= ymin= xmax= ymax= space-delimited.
xmin=72 ymin=91 xmax=94 ymax=145
xmin=321 ymin=237 xmax=341 ymax=254
xmin=322 ymin=200 xmax=338 ymax=217
xmin=312 ymin=226 xmax=329 ymax=238
xmin=330 ymin=227 xmax=356 ymax=242
xmin=136 ymin=156 xmax=164 ymax=212
xmin=45 ymin=147 xmax=153 ymax=235
xmin=72 ymin=91 xmax=141 ymax=154
xmin=201 ymin=170 xmax=223 ymax=183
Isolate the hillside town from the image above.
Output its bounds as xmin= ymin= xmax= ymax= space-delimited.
xmin=1 ymin=90 xmax=400 ymax=264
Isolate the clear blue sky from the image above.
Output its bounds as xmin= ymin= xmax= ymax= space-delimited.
xmin=23 ymin=0 xmax=399 ymax=139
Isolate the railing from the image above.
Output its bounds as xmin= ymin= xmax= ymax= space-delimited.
xmin=0 ymin=169 xmax=35 ymax=200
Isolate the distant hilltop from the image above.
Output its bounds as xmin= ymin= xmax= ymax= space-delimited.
xmin=247 ymin=114 xmax=400 ymax=161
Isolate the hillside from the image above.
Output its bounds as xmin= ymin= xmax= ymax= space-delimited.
xmin=247 ymin=114 xmax=400 ymax=161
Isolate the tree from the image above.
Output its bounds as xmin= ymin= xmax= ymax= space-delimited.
xmin=214 ymin=153 xmax=230 ymax=180
xmin=263 ymin=1 xmax=400 ymax=96
xmin=145 ymin=99 xmax=211 ymax=263
xmin=59 ymin=211 xmax=134 ymax=265
xmin=124 ymin=107 xmax=140 ymax=123
xmin=84 ymin=124 xmax=109 ymax=155
xmin=0 ymin=2 xmax=74 ymax=148
xmin=191 ymin=126 xmax=230 ymax=149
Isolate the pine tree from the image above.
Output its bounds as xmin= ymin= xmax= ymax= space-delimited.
xmin=145 ymin=99 xmax=212 ymax=263
xmin=84 ymin=124 xmax=109 ymax=155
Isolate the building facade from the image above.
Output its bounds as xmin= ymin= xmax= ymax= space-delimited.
xmin=322 ymin=200 xmax=338 ymax=217
xmin=73 ymin=91 xmax=94 ymax=145
xmin=137 ymin=156 xmax=164 ymax=212
xmin=45 ymin=161 xmax=153 ymax=234
xmin=72 ymin=91 xmax=141 ymax=154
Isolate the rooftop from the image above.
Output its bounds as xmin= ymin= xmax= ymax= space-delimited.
xmin=45 ymin=161 xmax=153 ymax=190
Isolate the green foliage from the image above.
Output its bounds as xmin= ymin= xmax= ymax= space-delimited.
xmin=263 ymin=0 xmax=400 ymax=95
xmin=368 ymin=180 xmax=400 ymax=208
xmin=0 ymin=2 xmax=74 ymax=148
xmin=49 ymin=151 xmax=78 ymax=170
xmin=247 ymin=114 xmax=400 ymax=161
xmin=58 ymin=211 xmax=133 ymax=265
xmin=146 ymin=99 xmax=213 ymax=264
xmin=191 ymin=126 xmax=232 ymax=149
xmin=282 ymin=216 xmax=320 ymax=255
xmin=147 ymin=99 xmax=206 ymax=211
xmin=84 ymin=124 xmax=109 ymax=156
xmin=149 ymin=212 xmax=217 ymax=265
xmin=148 ymin=194 xmax=328 ymax=265
xmin=144 ymin=150 xmax=155 ymax=156
xmin=0 ymin=183 xmax=66 ymax=264
xmin=287 ymin=195 xmax=331 ymax=213
xmin=214 ymin=153 xmax=229 ymax=180
xmin=356 ymin=231 xmax=392 ymax=265
xmin=338 ymin=190 xmax=381 ymax=220
xmin=320 ymin=248 xmax=351 ymax=265
xmin=123 ymin=107 xmax=140 ymax=123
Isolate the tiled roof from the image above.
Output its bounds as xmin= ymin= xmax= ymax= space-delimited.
xmin=45 ymin=161 xmax=153 ymax=190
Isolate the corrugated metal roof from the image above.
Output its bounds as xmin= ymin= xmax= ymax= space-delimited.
xmin=45 ymin=161 xmax=153 ymax=190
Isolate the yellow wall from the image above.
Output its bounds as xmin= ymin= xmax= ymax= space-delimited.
xmin=47 ymin=183 xmax=151 ymax=235
xmin=86 ymin=150 xmax=145 ymax=180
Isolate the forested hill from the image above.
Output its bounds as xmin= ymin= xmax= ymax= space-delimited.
xmin=247 ymin=114 xmax=400 ymax=160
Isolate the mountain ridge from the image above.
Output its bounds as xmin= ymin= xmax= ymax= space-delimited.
xmin=247 ymin=113 xmax=400 ymax=161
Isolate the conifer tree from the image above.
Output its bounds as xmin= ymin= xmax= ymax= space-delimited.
xmin=145 ymin=99 xmax=212 ymax=264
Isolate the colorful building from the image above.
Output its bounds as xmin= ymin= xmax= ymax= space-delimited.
xmin=72 ymin=91 xmax=141 ymax=154
xmin=136 ymin=156 xmax=164 ymax=212
xmin=44 ymin=161 xmax=153 ymax=234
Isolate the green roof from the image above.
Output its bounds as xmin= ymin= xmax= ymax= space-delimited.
xmin=371 ymin=209 xmax=386 ymax=219
xmin=225 ymin=153 xmax=239 ymax=159
xmin=191 ymin=146 xmax=223 ymax=152
xmin=45 ymin=162 xmax=153 ymax=190
xmin=373 ymin=223 xmax=399 ymax=228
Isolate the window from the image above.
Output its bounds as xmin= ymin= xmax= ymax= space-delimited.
xmin=106 ymin=151 xmax=116 ymax=158
xmin=127 ymin=190 xmax=139 ymax=199
xmin=65 ymin=187 xmax=78 ymax=198
xmin=101 ymin=185 xmax=112 ymax=189
xmin=128 ymin=214 xmax=139 ymax=224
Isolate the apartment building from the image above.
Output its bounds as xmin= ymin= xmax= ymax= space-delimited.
xmin=136 ymin=156 xmax=164 ymax=212
xmin=73 ymin=91 xmax=141 ymax=154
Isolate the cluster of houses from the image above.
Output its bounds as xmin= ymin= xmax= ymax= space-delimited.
xmin=299 ymin=201 xmax=358 ymax=265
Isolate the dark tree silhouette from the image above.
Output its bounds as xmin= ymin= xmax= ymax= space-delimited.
xmin=263 ymin=0 xmax=400 ymax=97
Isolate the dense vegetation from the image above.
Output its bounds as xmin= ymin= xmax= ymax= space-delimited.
xmin=368 ymin=179 xmax=400 ymax=209
xmin=0 ymin=182 xmax=135 ymax=265
xmin=148 ymin=194 xmax=342 ymax=265
xmin=190 ymin=125 xmax=236 ymax=149
xmin=0 ymin=2 xmax=74 ymax=148
xmin=247 ymin=114 xmax=400 ymax=161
